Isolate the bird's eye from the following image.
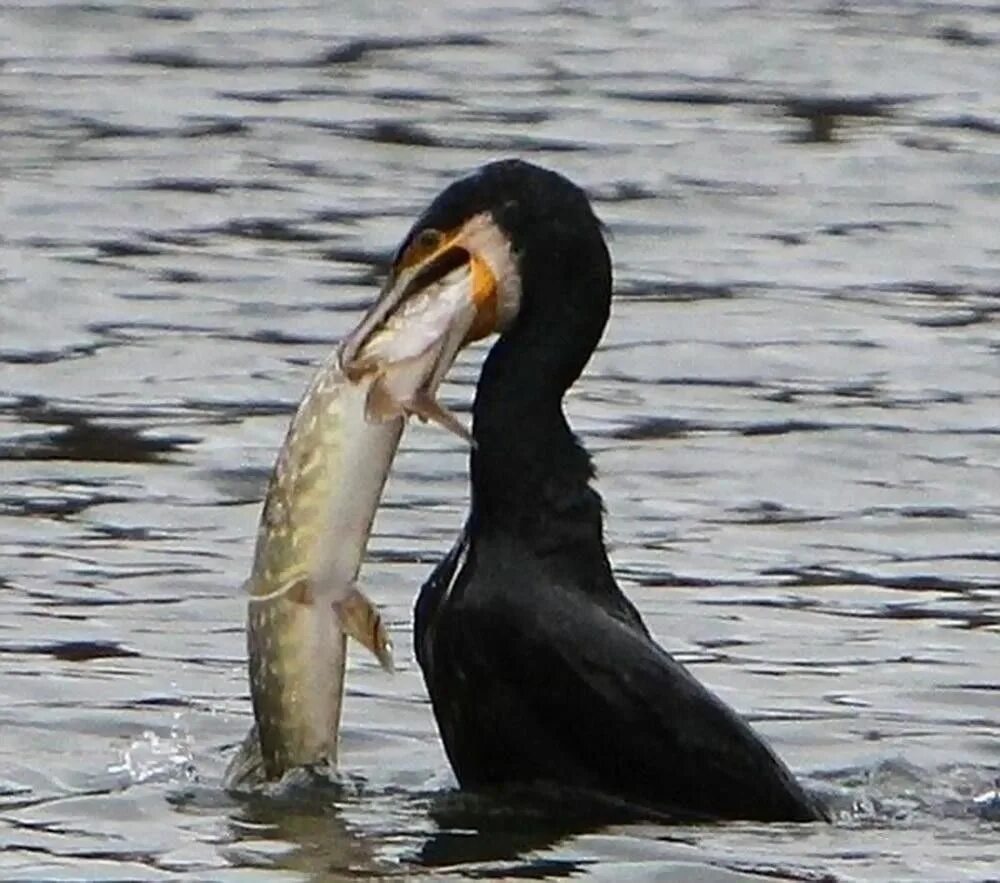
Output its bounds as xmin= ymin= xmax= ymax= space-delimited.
xmin=401 ymin=228 xmax=445 ymax=268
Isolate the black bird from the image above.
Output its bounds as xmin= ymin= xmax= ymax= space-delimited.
xmin=394 ymin=160 xmax=827 ymax=822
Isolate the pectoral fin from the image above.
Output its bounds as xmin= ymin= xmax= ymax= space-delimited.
xmin=365 ymin=374 xmax=405 ymax=424
xmin=406 ymin=390 xmax=474 ymax=445
xmin=335 ymin=587 xmax=394 ymax=673
xmin=341 ymin=355 xmax=378 ymax=383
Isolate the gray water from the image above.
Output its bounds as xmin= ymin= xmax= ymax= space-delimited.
xmin=2 ymin=1 xmax=999 ymax=880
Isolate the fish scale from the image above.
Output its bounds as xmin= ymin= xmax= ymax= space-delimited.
xmin=225 ymin=264 xmax=481 ymax=788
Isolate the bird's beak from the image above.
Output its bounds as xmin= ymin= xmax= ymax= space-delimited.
xmin=339 ymin=230 xmax=500 ymax=377
xmin=336 ymin=225 xmax=504 ymax=442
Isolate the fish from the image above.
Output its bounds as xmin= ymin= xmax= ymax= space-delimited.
xmin=224 ymin=252 xmax=497 ymax=788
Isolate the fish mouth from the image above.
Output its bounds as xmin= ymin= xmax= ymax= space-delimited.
xmin=340 ymin=217 xmax=507 ymax=373
xmin=338 ymin=214 xmax=518 ymax=440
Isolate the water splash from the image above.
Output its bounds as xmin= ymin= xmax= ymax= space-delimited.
xmin=108 ymin=713 xmax=198 ymax=786
xmin=971 ymin=781 xmax=1000 ymax=821
xmin=822 ymin=759 xmax=1000 ymax=825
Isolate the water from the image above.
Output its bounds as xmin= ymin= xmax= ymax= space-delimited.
xmin=2 ymin=1 xmax=998 ymax=879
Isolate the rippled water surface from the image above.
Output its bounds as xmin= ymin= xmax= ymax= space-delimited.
xmin=2 ymin=1 xmax=999 ymax=880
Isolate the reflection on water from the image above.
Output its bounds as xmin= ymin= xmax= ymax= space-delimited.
xmin=221 ymin=788 xmax=387 ymax=879
xmin=2 ymin=0 xmax=998 ymax=880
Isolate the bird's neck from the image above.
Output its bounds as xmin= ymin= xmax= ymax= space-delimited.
xmin=468 ymin=332 xmax=608 ymax=569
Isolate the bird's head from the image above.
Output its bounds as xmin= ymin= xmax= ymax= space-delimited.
xmin=341 ymin=160 xmax=611 ymax=396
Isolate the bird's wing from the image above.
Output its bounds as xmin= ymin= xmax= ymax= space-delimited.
xmin=449 ymin=581 xmax=823 ymax=821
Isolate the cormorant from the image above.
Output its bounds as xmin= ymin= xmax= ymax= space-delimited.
xmin=396 ymin=160 xmax=827 ymax=822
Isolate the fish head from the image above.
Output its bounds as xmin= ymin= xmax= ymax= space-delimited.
xmin=340 ymin=212 xmax=521 ymax=373
xmin=339 ymin=213 xmax=522 ymax=440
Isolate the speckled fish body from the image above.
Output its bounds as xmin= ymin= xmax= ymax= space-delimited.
xmin=225 ymin=264 xmax=481 ymax=788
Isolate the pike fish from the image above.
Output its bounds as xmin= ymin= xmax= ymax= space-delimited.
xmin=224 ymin=244 xmax=503 ymax=788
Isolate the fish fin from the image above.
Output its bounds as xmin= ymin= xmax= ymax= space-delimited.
xmin=223 ymin=724 xmax=267 ymax=790
xmin=365 ymin=375 xmax=404 ymax=424
xmin=343 ymin=356 xmax=378 ymax=383
xmin=335 ymin=587 xmax=394 ymax=673
xmin=406 ymin=390 xmax=474 ymax=445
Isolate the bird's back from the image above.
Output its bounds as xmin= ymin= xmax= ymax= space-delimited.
xmin=415 ymin=531 xmax=827 ymax=823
